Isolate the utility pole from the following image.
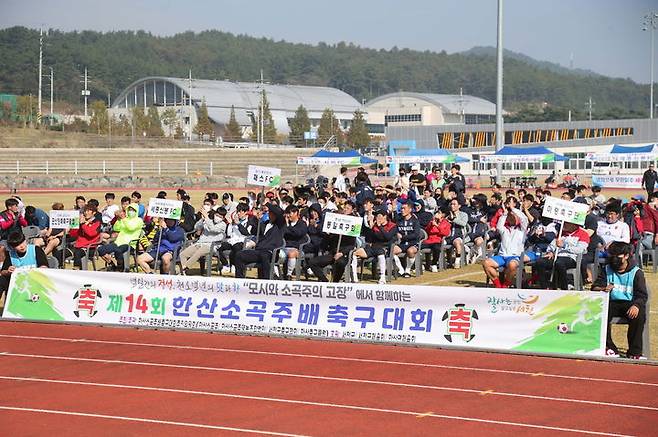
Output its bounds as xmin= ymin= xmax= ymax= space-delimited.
xmin=80 ymin=67 xmax=90 ymax=119
xmin=38 ymin=27 xmax=43 ymax=125
xmin=642 ymin=12 xmax=658 ymax=119
xmin=586 ymin=97 xmax=594 ymax=121
xmin=260 ymin=69 xmax=264 ymax=145
xmin=495 ymin=0 xmax=504 ymax=183
xmin=49 ymin=67 xmax=54 ymax=125
xmin=108 ymin=92 xmax=112 ymax=147
xmin=188 ymin=69 xmax=193 ymax=142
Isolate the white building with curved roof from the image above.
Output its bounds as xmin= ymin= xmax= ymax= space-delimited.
xmin=365 ymin=91 xmax=498 ymax=128
xmin=111 ymin=76 xmax=363 ymax=139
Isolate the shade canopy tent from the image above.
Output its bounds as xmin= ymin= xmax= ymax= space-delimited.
xmin=585 ymin=144 xmax=657 ymax=162
xmin=480 ymin=146 xmax=569 ymax=163
xmin=296 ymin=150 xmax=378 ymax=166
xmin=386 ymin=148 xmax=470 ymax=164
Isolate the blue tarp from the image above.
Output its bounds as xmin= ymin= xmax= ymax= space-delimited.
xmin=311 ymin=149 xmax=378 ymax=164
xmin=495 ymin=145 xmax=569 ymax=161
xmin=610 ymin=144 xmax=656 ymax=154
xmin=399 ymin=148 xmax=470 ymax=162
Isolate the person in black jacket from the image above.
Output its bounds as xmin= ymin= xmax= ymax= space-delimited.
xmin=642 ymin=162 xmax=657 ymax=198
xmin=392 ymin=200 xmax=421 ymax=277
xmin=308 ymin=201 xmax=358 ymax=282
xmin=305 ymin=203 xmax=324 ymax=256
xmin=351 ymin=209 xmax=397 ymax=284
xmin=179 ymin=193 xmax=197 ymax=234
xmin=280 ymin=205 xmax=309 ymax=279
xmin=234 ymin=203 xmax=285 ymax=279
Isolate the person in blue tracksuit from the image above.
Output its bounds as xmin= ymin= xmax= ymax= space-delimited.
xmin=592 ymin=241 xmax=648 ymax=359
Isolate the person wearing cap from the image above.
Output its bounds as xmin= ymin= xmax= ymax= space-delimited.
xmin=413 ymin=199 xmax=433 ymax=228
xmin=592 ymin=241 xmax=648 ymax=359
xmin=408 ymin=164 xmax=426 ymax=196
xmin=642 ymin=162 xmax=657 ymax=198
xmin=351 ymin=209 xmax=397 ymax=284
xmin=392 ymin=200 xmax=421 ymax=277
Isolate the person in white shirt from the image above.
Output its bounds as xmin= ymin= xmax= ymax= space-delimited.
xmin=597 ymin=203 xmax=630 ymax=249
xmin=333 ymin=166 xmax=348 ymax=193
xmin=101 ymin=193 xmax=120 ymax=225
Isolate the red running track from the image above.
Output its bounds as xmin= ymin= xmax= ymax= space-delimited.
xmin=0 ymin=321 xmax=656 ymax=436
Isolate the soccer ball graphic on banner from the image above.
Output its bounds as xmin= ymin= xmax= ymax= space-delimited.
xmin=557 ymin=323 xmax=570 ymax=334
xmin=30 ymin=293 xmax=40 ymax=302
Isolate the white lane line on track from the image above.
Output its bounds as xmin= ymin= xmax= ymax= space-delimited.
xmin=0 ymin=333 xmax=655 ymax=388
xmin=0 ymin=379 xmax=633 ymax=437
xmin=0 ymin=405 xmax=307 ymax=436
xmin=0 ymin=352 xmax=655 ymax=412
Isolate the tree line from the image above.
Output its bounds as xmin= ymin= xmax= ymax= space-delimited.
xmin=0 ymin=26 xmax=651 ymax=122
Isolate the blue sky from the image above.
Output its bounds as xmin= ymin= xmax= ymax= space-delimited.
xmin=1 ymin=0 xmax=656 ymax=83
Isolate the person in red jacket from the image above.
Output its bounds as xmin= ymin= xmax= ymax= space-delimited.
xmin=54 ymin=206 xmax=102 ymax=269
xmin=0 ymin=197 xmax=28 ymax=262
xmin=641 ymin=192 xmax=658 ymax=251
xmin=421 ymin=209 xmax=451 ymax=272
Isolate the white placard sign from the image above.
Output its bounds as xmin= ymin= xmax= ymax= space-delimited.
xmin=147 ymin=198 xmax=183 ymax=220
xmin=3 ymin=268 xmax=608 ymax=357
xmin=247 ymin=165 xmax=282 ymax=187
xmin=541 ymin=196 xmax=588 ymax=226
xmin=322 ymin=212 xmax=363 ymax=237
xmin=49 ymin=210 xmax=80 ymax=229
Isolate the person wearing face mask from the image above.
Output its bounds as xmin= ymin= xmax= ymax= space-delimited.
xmin=97 ymin=203 xmax=144 ymax=271
xmin=179 ymin=207 xmax=227 ymax=274
xmin=137 ymin=218 xmax=184 ymax=274
xmin=592 ymin=241 xmax=648 ymax=359
xmin=0 ymin=230 xmax=49 ymax=297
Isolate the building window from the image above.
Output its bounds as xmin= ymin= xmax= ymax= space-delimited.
xmin=384 ymin=114 xmax=422 ymax=123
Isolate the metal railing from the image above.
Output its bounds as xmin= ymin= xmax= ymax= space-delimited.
xmin=0 ymin=160 xmax=224 ymax=176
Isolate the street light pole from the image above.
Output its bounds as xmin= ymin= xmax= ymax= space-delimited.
xmin=643 ymin=12 xmax=658 ymax=119
xmin=495 ymin=0 xmax=504 ymax=183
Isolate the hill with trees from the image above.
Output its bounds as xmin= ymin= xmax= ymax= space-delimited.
xmin=0 ymin=26 xmax=650 ymax=121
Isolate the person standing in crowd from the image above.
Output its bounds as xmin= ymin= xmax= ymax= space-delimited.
xmin=642 ymin=162 xmax=657 ymax=198
xmin=592 ymin=241 xmax=648 ymax=359
xmin=489 ymin=166 xmax=498 ymax=187
xmin=334 ymin=166 xmax=348 ymax=193
xmin=408 ymin=164 xmax=426 ymax=197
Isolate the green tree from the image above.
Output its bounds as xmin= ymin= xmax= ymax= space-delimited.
xmin=160 ymin=107 xmax=178 ymax=137
xmin=90 ymin=100 xmax=109 ymax=134
xmin=16 ymin=95 xmax=37 ymax=128
xmin=250 ymin=90 xmax=277 ymax=144
xmin=288 ymin=105 xmax=310 ymax=146
xmin=347 ymin=109 xmax=369 ymax=149
xmin=225 ymin=105 xmax=242 ymax=141
xmin=194 ymin=101 xmax=214 ymax=140
xmin=147 ymin=106 xmax=164 ymax=136
xmin=132 ymin=106 xmax=149 ymax=137
xmin=317 ymin=108 xmax=343 ymax=146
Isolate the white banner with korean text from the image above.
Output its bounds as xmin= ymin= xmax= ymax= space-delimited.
xmin=2 ymin=268 xmax=608 ymax=357
xmin=247 ymin=165 xmax=282 ymax=187
xmin=591 ymin=175 xmax=643 ymax=188
xmin=541 ymin=196 xmax=589 ymax=226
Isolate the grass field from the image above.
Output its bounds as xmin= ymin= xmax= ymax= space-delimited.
xmin=1 ymin=187 xmax=656 ymax=359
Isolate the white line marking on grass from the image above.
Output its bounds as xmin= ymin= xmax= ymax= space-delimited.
xmin=0 ymin=405 xmax=308 ymax=436
xmin=0 ymin=353 xmax=655 ymax=412
xmin=0 ymin=380 xmax=634 ymax=437
xmin=0 ymin=333 xmax=655 ymax=388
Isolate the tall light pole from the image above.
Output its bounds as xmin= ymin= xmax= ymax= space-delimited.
xmin=643 ymin=12 xmax=658 ymax=119
xmin=49 ymin=67 xmax=54 ymax=125
xmin=495 ymin=0 xmax=504 ymax=183
xmin=37 ymin=27 xmax=43 ymax=124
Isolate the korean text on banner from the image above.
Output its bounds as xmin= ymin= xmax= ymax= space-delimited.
xmin=585 ymin=152 xmax=657 ymax=162
xmin=591 ymin=175 xmax=642 ymax=188
xmin=542 ymin=196 xmax=588 ymax=226
xmin=247 ymin=165 xmax=282 ymax=187
xmin=147 ymin=198 xmax=183 ymax=220
xmin=49 ymin=210 xmax=80 ymax=229
xmin=386 ymin=155 xmax=457 ymax=164
xmin=480 ymin=154 xmax=554 ymax=164
xmin=2 ymin=268 xmax=608 ymax=357
xmin=322 ymin=212 xmax=363 ymax=237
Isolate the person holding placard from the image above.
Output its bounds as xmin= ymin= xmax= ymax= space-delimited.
xmin=308 ymin=202 xmax=357 ymax=282
xmin=351 ymin=209 xmax=397 ymax=284
xmin=137 ymin=218 xmax=184 ymax=274
xmin=54 ymin=206 xmax=102 ymax=269
xmin=533 ymin=222 xmax=589 ymax=290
